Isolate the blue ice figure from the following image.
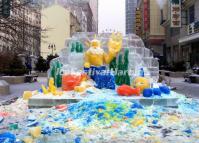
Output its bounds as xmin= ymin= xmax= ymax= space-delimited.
xmin=139 ymin=68 xmax=145 ymax=77
xmin=153 ymin=88 xmax=162 ymax=96
xmin=143 ymin=88 xmax=153 ymax=97
xmin=84 ymin=66 xmax=115 ymax=89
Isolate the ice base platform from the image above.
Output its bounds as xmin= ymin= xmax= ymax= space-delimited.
xmin=28 ymin=90 xmax=182 ymax=108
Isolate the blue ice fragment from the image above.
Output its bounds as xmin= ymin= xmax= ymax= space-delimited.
xmin=86 ymin=90 xmax=94 ymax=94
xmin=89 ymin=111 xmax=97 ymax=116
xmin=125 ymin=110 xmax=137 ymax=118
xmin=114 ymin=107 xmax=122 ymax=113
xmin=152 ymin=120 xmax=158 ymax=124
xmin=97 ymin=113 xmax=104 ymax=119
xmin=131 ymin=102 xmax=143 ymax=109
xmin=75 ymin=137 xmax=81 ymax=143
xmin=152 ymin=112 xmax=159 ymax=118
xmin=41 ymin=127 xmax=52 ymax=135
xmin=29 ymin=110 xmax=33 ymax=113
xmin=96 ymin=105 xmax=106 ymax=110
xmin=53 ymin=127 xmax=69 ymax=134
xmin=86 ymin=117 xmax=92 ymax=124
xmin=184 ymin=129 xmax=192 ymax=134
xmin=0 ymin=132 xmax=16 ymax=143
xmin=0 ymin=117 xmax=4 ymax=123
xmin=144 ymin=132 xmax=151 ymax=136
xmin=27 ymin=121 xmax=38 ymax=127
xmin=159 ymin=86 xmax=170 ymax=94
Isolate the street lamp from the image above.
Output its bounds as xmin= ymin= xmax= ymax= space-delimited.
xmin=48 ymin=44 xmax=56 ymax=55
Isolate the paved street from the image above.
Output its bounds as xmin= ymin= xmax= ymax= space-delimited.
xmin=170 ymin=77 xmax=199 ymax=99
xmin=0 ymin=77 xmax=47 ymax=103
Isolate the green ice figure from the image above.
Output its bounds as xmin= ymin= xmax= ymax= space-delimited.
xmin=115 ymin=53 xmax=123 ymax=85
xmin=71 ymin=41 xmax=84 ymax=53
xmin=115 ymin=48 xmax=130 ymax=86
xmin=109 ymin=57 xmax=117 ymax=72
xmin=50 ymin=61 xmax=62 ymax=88
xmin=123 ymin=49 xmax=130 ymax=85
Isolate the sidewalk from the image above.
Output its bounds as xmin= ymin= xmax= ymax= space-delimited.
xmin=0 ymin=77 xmax=47 ymax=103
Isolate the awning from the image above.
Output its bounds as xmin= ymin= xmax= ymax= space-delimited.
xmin=179 ymin=33 xmax=199 ymax=44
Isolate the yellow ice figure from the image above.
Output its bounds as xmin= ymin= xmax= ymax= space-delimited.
xmin=41 ymin=85 xmax=48 ymax=94
xmin=84 ymin=32 xmax=122 ymax=68
xmin=48 ymin=78 xmax=57 ymax=95
xmin=133 ymin=77 xmax=150 ymax=93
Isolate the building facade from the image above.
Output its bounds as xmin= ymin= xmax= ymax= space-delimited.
xmin=59 ymin=0 xmax=97 ymax=32
xmin=41 ymin=4 xmax=81 ymax=58
xmin=161 ymin=0 xmax=199 ymax=67
xmin=65 ymin=4 xmax=88 ymax=32
xmin=37 ymin=0 xmax=97 ymax=32
xmin=89 ymin=0 xmax=98 ymax=32
xmin=137 ymin=0 xmax=165 ymax=56
xmin=126 ymin=0 xmax=137 ymax=34
xmin=0 ymin=0 xmax=41 ymax=68
xmin=77 ymin=2 xmax=93 ymax=32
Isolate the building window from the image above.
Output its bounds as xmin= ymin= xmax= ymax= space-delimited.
xmin=189 ymin=5 xmax=195 ymax=24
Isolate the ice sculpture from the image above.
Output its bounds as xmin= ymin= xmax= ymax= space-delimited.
xmin=49 ymin=32 xmax=159 ymax=84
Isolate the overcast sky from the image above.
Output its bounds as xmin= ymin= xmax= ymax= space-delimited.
xmin=98 ymin=0 xmax=125 ymax=35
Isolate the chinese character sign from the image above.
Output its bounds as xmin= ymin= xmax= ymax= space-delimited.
xmin=170 ymin=0 xmax=181 ymax=28
xmin=136 ymin=8 xmax=141 ymax=36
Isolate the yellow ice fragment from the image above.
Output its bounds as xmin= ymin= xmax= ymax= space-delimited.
xmin=23 ymin=91 xmax=32 ymax=100
xmin=104 ymin=112 xmax=110 ymax=119
xmin=74 ymin=86 xmax=86 ymax=93
xmin=132 ymin=118 xmax=144 ymax=127
xmin=23 ymin=136 xmax=33 ymax=143
xmin=168 ymin=115 xmax=179 ymax=122
xmin=29 ymin=126 xmax=41 ymax=138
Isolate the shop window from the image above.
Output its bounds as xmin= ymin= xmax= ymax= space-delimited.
xmin=170 ymin=28 xmax=180 ymax=37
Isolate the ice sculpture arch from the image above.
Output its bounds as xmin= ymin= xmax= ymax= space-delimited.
xmin=50 ymin=32 xmax=159 ymax=83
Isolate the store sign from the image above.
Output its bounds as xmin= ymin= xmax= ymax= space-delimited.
xmin=188 ymin=21 xmax=199 ymax=35
xmin=135 ymin=8 xmax=141 ymax=36
xmin=170 ymin=0 xmax=181 ymax=28
xmin=144 ymin=0 xmax=149 ymax=31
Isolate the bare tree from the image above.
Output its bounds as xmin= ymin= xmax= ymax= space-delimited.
xmin=0 ymin=0 xmax=42 ymax=55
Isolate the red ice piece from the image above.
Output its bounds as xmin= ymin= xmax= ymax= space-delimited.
xmin=117 ymin=85 xmax=141 ymax=96
xmin=55 ymin=104 xmax=67 ymax=112
xmin=62 ymin=74 xmax=86 ymax=91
